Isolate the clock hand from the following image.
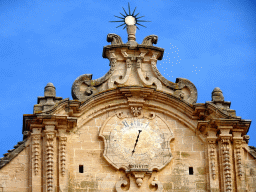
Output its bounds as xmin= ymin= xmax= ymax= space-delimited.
xmin=131 ymin=130 xmax=142 ymax=156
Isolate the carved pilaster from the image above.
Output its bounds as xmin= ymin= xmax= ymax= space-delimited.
xmin=207 ymin=129 xmax=219 ymax=191
xmin=59 ymin=137 xmax=67 ymax=176
xmin=234 ymin=140 xmax=242 ymax=178
xmin=32 ymin=134 xmax=41 ymax=176
xmin=45 ymin=131 xmax=56 ymax=192
xmin=30 ymin=126 xmax=42 ymax=192
xmin=233 ymin=135 xmax=246 ymax=191
xmin=209 ymin=143 xmax=216 ymax=180
xmin=221 ymin=138 xmax=232 ymax=192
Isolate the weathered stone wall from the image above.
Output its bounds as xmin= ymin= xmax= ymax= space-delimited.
xmin=244 ymin=149 xmax=256 ymax=191
xmin=0 ymin=146 xmax=29 ymax=192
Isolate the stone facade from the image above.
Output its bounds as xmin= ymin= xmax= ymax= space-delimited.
xmin=0 ymin=25 xmax=256 ymax=192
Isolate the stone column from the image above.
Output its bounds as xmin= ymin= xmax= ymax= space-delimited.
xmin=30 ymin=127 xmax=42 ymax=192
xmin=43 ymin=124 xmax=57 ymax=192
xmin=207 ymin=129 xmax=219 ymax=191
xmin=218 ymin=126 xmax=233 ymax=192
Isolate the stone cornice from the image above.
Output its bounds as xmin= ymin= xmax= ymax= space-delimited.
xmin=22 ymin=114 xmax=77 ymax=138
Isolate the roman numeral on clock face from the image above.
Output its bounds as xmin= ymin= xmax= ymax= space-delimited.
xmin=122 ymin=120 xmax=129 ymax=127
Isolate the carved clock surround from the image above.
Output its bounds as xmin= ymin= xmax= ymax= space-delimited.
xmin=99 ymin=104 xmax=174 ymax=191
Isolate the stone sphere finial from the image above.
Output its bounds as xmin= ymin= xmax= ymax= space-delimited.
xmin=212 ymin=87 xmax=224 ymax=102
xmin=44 ymin=82 xmax=56 ymax=97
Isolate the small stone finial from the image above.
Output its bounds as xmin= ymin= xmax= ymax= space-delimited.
xmin=44 ymin=82 xmax=56 ymax=97
xmin=33 ymin=82 xmax=62 ymax=113
xmin=212 ymin=87 xmax=224 ymax=102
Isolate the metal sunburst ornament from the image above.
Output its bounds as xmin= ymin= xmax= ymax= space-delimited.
xmin=109 ymin=3 xmax=151 ymax=47
xmin=109 ymin=3 xmax=151 ymax=30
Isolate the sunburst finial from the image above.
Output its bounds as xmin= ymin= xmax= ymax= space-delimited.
xmin=109 ymin=2 xmax=151 ymax=30
xmin=109 ymin=3 xmax=151 ymax=47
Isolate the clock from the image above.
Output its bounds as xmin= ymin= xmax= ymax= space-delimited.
xmin=100 ymin=114 xmax=174 ymax=172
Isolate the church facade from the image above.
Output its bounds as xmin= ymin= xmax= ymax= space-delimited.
xmin=0 ymin=24 xmax=256 ymax=192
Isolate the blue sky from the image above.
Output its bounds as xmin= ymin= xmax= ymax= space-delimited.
xmin=0 ymin=0 xmax=256 ymax=157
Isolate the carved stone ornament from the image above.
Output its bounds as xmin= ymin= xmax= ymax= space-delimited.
xmin=59 ymin=137 xmax=67 ymax=176
xmin=32 ymin=134 xmax=40 ymax=176
xmin=131 ymin=106 xmax=142 ymax=117
xmin=234 ymin=140 xmax=243 ymax=178
xmin=99 ymin=114 xmax=174 ymax=190
xmin=221 ymin=139 xmax=232 ymax=192
xmin=46 ymin=133 xmax=55 ymax=192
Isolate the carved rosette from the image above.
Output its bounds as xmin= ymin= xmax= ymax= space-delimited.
xmin=46 ymin=133 xmax=55 ymax=192
xmin=60 ymin=137 xmax=67 ymax=176
xmin=234 ymin=140 xmax=242 ymax=178
xmin=209 ymin=143 xmax=216 ymax=180
xmin=221 ymin=139 xmax=232 ymax=192
xmin=32 ymin=134 xmax=40 ymax=176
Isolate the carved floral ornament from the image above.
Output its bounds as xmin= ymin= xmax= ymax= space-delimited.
xmin=99 ymin=112 xmax=174 ymax=191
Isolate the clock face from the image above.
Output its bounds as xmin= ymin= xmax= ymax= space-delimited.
xmin=100 ymin=115 xmax=173 ymax=171
xmin=110 ymin=118 xmax=164 ymax=164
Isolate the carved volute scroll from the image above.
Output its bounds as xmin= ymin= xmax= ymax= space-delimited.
xmin=141 ymin=35 xmax=158 ymax=46
xmin=136 ymin=51 xmax=162 ymax=91
xmin=108 ymin=50 xmax=132 ymax=89
xmin=107 ymin=33 xmax=123 ymax=45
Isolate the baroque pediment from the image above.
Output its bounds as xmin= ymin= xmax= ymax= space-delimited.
xmin=71 ymin=33 xmax=197 ymax=105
